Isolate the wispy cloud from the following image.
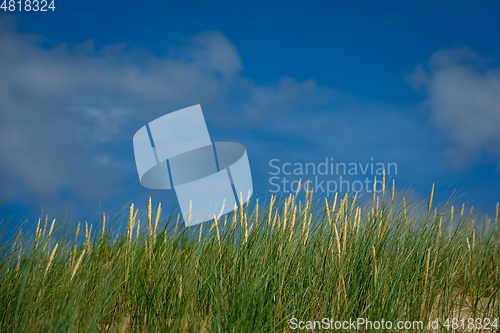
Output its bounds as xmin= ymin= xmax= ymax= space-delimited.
xmin=409 ymin=46 xmax=500 ymax=170
xmin=0 ymin=19 xmax=353 ymax=220
xmin=0 ymin=21 xmax=247 ymax=217
xmin=0 ymin=17 xmax=471 ymax=224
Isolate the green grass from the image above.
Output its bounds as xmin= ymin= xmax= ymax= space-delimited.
xmin=0 ymin=184 xmax=499 ymax=332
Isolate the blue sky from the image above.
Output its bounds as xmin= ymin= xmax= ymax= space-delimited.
xmin=1 ymin=0 xmax=500 ymax=234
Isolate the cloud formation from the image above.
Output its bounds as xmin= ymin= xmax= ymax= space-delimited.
xmin=0 ymin=21 xmax=246 ymax=216
xmin=409 ymin=47 xmax=500 ymax=169
xmin=2 ymin=17 xmax=480 ymax=224
xmin=0 ymin=19 xmax=340 ymax=220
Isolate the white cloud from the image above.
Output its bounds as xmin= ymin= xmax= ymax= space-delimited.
xmin=409 ymin=47 xmax=500 ymax=169
xmin=0 ymin=21 xmax=247 ymax=215
xmin=0 ymin=18 xmax=434 ymax=222
xmin=0 ymin=19 xmax=343 ymax=218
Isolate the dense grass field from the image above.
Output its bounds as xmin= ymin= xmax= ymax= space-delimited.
xmin=0 ymin=181 xmax=499 ymax=332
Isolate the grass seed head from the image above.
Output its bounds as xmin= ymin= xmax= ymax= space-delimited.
xmin=15 ymin=243 xmax=22 ymax=277
xmin=254 ymin=198 xmax=259 ymax=225
xmin=13 ymin=228 xmax=21 ymax=250
xmin=44 ymin=243 xmax=58 ymax=279
xmin=136 ymin=219 xmax=140 ymax=240
xmin=391 ymin=179 xmax=395 ymax=202
xmin=355 ymin=207 xmax=361 ymax=234
xmin=324 ymin=197 xmax=331 ymax=221
xmin=428 ymin=183 xmax=435 ymax=214
xmin=70 ymin=249 xmax=86 ymax=282
xmin=289 ymin=205 xmax=297 ymax=242
xmin=127 ymin=204 xmax=134 ymax=242
xmin=85 ymin=222 xmax=92 ymax=250
xmin=42 ymin=215 xmax=48 ymax=241
xmin=148 ymin=197 xmax=152 ymax=239
xmin=333 ymin=223 xmax=341 ymax=259
xmin=350 ymin=193 xmax=358 ymax=215
xmin=41 ymin=215 xmax=48 ymax=251
xmin=101 ymin=213 xmax=106 ymax=238
xmin=271 ymin=213 xmax=278 ymax=231
xmin=231 ymin=208 xmax=237 ymax=231
xmin=198 ymin=223 xmax=203 ymax=243
xmin=35 ymin=218 xmax=41 ymax=244
xmin=331 ymin=192 xmax=338 ymax=216
xmin=244 ymin=213 xmax=249 ymax=243
xmin=472 ymin=228 xmax=475 ymax=250
xmin=48 ymin=218 xmax=55 ymax=240
xmin=379 ymin=210 xmax=391 ymax=240
xmin=267 ymin=195 xmax=275 ymax=226
xmin=382 ymin=170 xmax=386 ymax=197
xmin=175 ymin=213 xmax=180 ymax=235
xmin=294 ymin=179 xmax=302 ymax=199
xmin=302 ymin=213 xmax=312 ymax=246
xmin=74 ymin=221 xmax=80 ymax=244
xmin=187 ymin=200 xmax=192 ymax=227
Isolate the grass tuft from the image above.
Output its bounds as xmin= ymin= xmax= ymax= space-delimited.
xmin=0 ymin=184 xmax=499 ymax=332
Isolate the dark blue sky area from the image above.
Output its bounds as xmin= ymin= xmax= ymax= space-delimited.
xmin=12 ymin=1 xmax=500 ymax=101
xmin=1 ymin=0 xmax=500 ymax=234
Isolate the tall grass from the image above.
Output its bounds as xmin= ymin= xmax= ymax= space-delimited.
xmin=0 ymin=182 xmax=499 ymax=332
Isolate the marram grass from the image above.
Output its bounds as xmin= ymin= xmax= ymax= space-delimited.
xmin=0 ymin=184 xmax=499 ymax=332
